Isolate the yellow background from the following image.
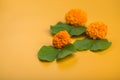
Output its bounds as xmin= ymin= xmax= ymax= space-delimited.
xmin=0 ymin=0 xmax=120 ymax=80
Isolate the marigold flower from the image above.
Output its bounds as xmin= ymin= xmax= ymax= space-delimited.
xmin=86 ymin=22 xmax=107 ymax=39
xmin=52 ymin=30 xmax=71 ymax=48
xmin=65 ymin=9 xmax=87 ymax=26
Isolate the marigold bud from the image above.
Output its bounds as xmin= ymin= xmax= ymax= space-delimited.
xmin=65 ymin=9 xmax=87 ymax=26
xmin=86 ymin=22 xmax=107 ymax=39
xmin=52 ymin=30 xmax=71 ymax=48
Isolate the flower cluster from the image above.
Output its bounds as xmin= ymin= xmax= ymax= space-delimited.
xmin=52 ymin=30 xmax=71 ymax=48
xmin=86 ymin=22 xmax=107 ymax=39
xmin=65 ymin=9 xmax=87 ymax=26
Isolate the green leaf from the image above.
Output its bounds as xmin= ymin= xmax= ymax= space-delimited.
xmin=50 ymin=22 xmax=86 ymax=36
xmin=50 ymin=22 xmax=72 ymax=35
xmin=38 ymin=46 xmax=59 ymax=62
xmin=57 ymin=44 xmax=77 ymax=59
xmin=73 ymin=38 xmax=94 ymax=50
xmin=90 ymin=39 xmax=112 ymax=51
xmin=69 ymin=27 xmax=86 ymax=36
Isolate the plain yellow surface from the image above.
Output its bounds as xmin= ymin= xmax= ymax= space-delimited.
xmin=0 ymin=0 xmax=120 ymax=80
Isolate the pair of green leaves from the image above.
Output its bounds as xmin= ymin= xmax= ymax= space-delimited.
xmin=38 ymin=44 xmax=76 ymax=62
xmin=73 ymin=38 xmax=112 ymax=51
xmin=50 ymin=22 xmax=86 ymax=36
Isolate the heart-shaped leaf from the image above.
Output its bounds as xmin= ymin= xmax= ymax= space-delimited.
xmin=38 ymin=46 xmax=59 ymax=62
xmin=90 ymin=39 xmax=112 ymax=51
xmin=73 ymin=38 xmax=94 ymax=50
xmin=69 ymin=27 xmax=86 ymax=36
xmin=57 ymin=44 xmax=77 ymax=59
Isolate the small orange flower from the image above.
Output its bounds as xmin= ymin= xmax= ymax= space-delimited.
xmin=86 ymin=22 xmax=107 ymax=39
xmin=52 ymin=30 xmax=71 ymax=48
xmin=65 ymin=9 xmax=87 ymax=26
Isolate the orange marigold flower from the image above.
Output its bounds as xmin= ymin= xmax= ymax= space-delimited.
xmin=65 ymin=9 xmax=87 ymax=26
xmin=52 ymin=30 xmax=71 ymax=48
xmin=86 ymin=22 xmax=107 ymax=39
